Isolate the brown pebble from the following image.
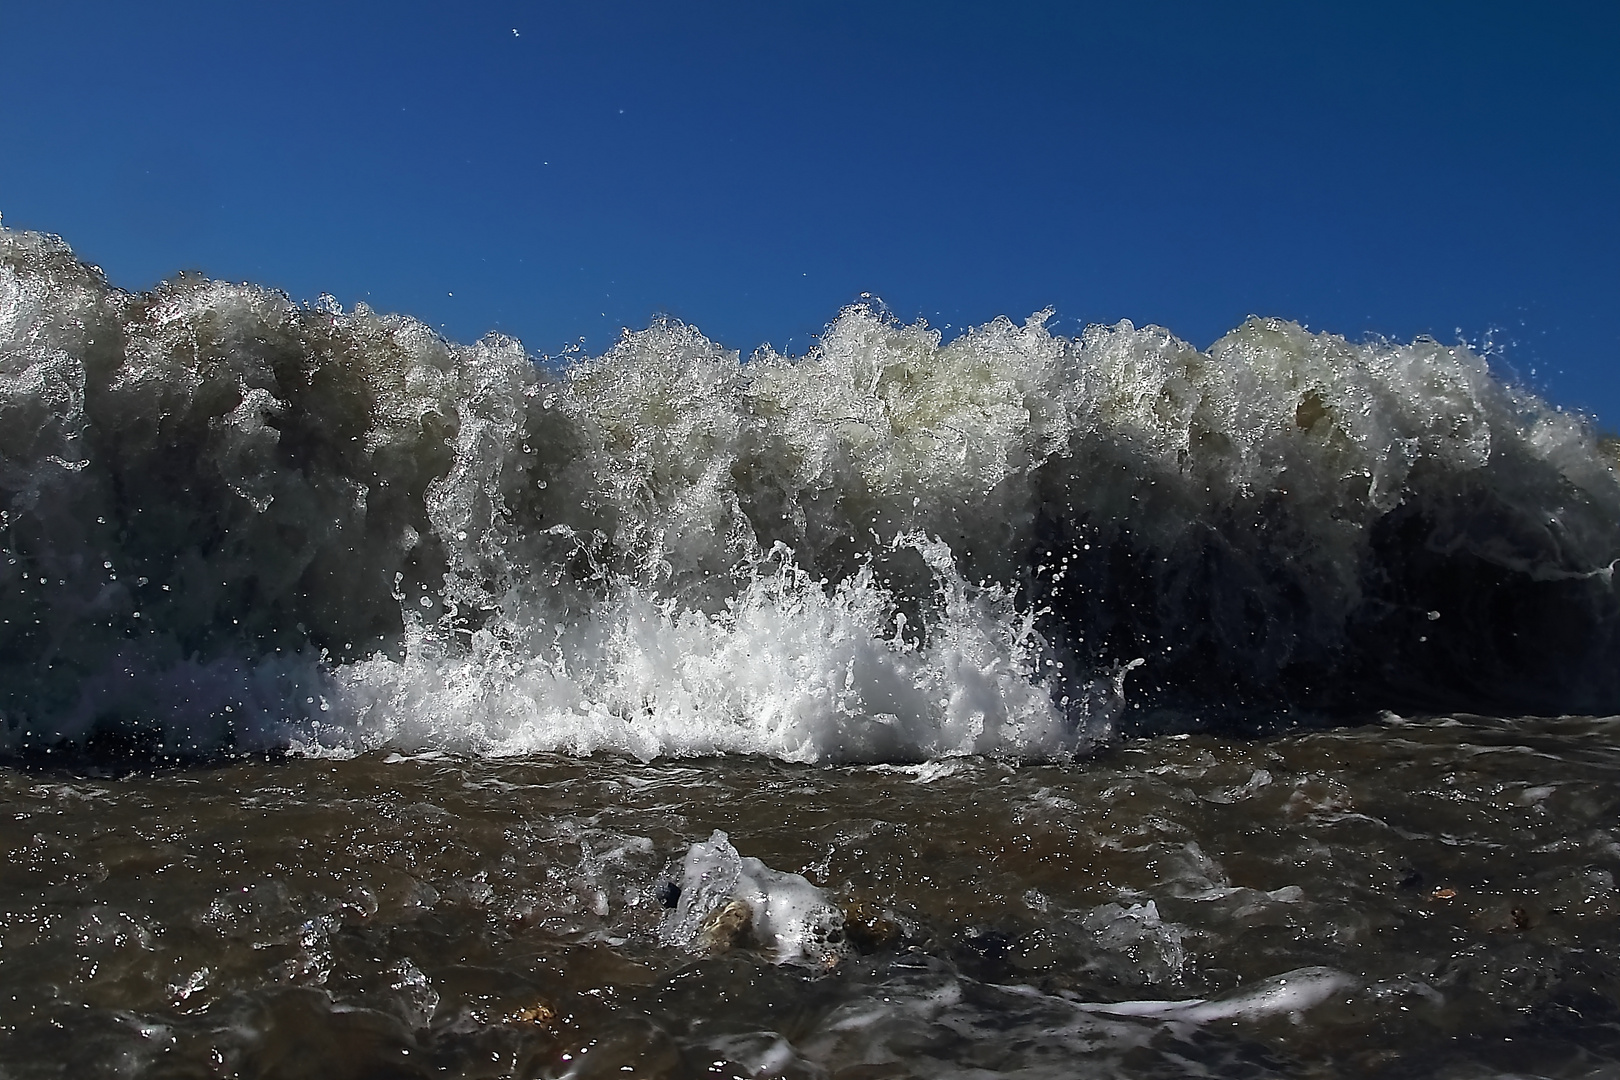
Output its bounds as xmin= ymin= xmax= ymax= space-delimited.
xmin=507 ymin=1003 xmax=556 ymax=1025
xmin=1431 ymin=887 xmax=1458 ymax=901
xmin=841 ymin=897 xmax=901 ymax=952
xmin=697 ymin=899 xmax=755 ymax=953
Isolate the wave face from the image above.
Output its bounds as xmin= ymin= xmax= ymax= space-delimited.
xmin=2 ymin=226 xmax=1618 ymax=762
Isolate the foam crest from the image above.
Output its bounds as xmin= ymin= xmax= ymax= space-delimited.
xmin=323 ymin=535 xmax=1081 ymax=763
xmin=3 ymin=224 xmax=1618 ymax=761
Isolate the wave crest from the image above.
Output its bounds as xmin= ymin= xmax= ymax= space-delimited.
xmin=2 ymin=226 xmax=1617 ymax=761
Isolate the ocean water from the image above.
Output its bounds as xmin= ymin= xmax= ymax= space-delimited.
xmin=2 ymin=224 xmax=1619 ymax=1077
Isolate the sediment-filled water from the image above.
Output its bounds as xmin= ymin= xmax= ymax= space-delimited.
xmin=2 ymin=224 xmax=1618 ymax=1077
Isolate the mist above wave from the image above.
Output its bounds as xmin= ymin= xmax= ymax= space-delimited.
xmin=2 ymin=225 xmax=1617 ymax=762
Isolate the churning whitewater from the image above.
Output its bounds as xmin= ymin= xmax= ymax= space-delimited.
xmin=2 ymin=225 xmax=1618 ymax=763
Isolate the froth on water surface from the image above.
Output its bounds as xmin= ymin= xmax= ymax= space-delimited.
xmin=2 ymin=713 xmax=1620 ymax=1077
xmin=4 ymin=225 xmax=1620 ymax=764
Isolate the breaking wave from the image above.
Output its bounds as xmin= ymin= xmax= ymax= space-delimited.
xmin=2 ymin=225 xmax=1617 ymax=763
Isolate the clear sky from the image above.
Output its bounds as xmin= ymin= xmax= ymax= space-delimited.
xmin=3 ymin=2 xmax=1618 ymax=425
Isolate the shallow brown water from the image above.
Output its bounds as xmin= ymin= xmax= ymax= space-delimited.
xmin=3 ymin=713 xmax=1620 ymax=1078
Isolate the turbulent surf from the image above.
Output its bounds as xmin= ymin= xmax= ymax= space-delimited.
xmin=4 ymin=225 xmax=1620 ymax=1078
xmin=3 ymin=225 xmax=1617 ymax=762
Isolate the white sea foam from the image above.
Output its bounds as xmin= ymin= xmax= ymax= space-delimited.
xmin=3 ymin=224 xmax=1619 ymax=762
xmin=321 ymin=535 xmax=1081 ymax=762
xmin=1073 ymin=966 xmax=1358 ymax=1022
xmin=659 ymin=829 xmax=847 ymax=967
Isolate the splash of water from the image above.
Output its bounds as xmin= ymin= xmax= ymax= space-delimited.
xmin=3 ymin=225 xmax=1617 ymax=762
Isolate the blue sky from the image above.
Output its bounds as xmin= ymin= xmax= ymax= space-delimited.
xmin=4 ymin=2 xmax=1618 ymax=425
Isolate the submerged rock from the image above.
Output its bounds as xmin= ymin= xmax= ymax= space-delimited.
xmin=659 ymin=830 xmax=849 ymax=967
